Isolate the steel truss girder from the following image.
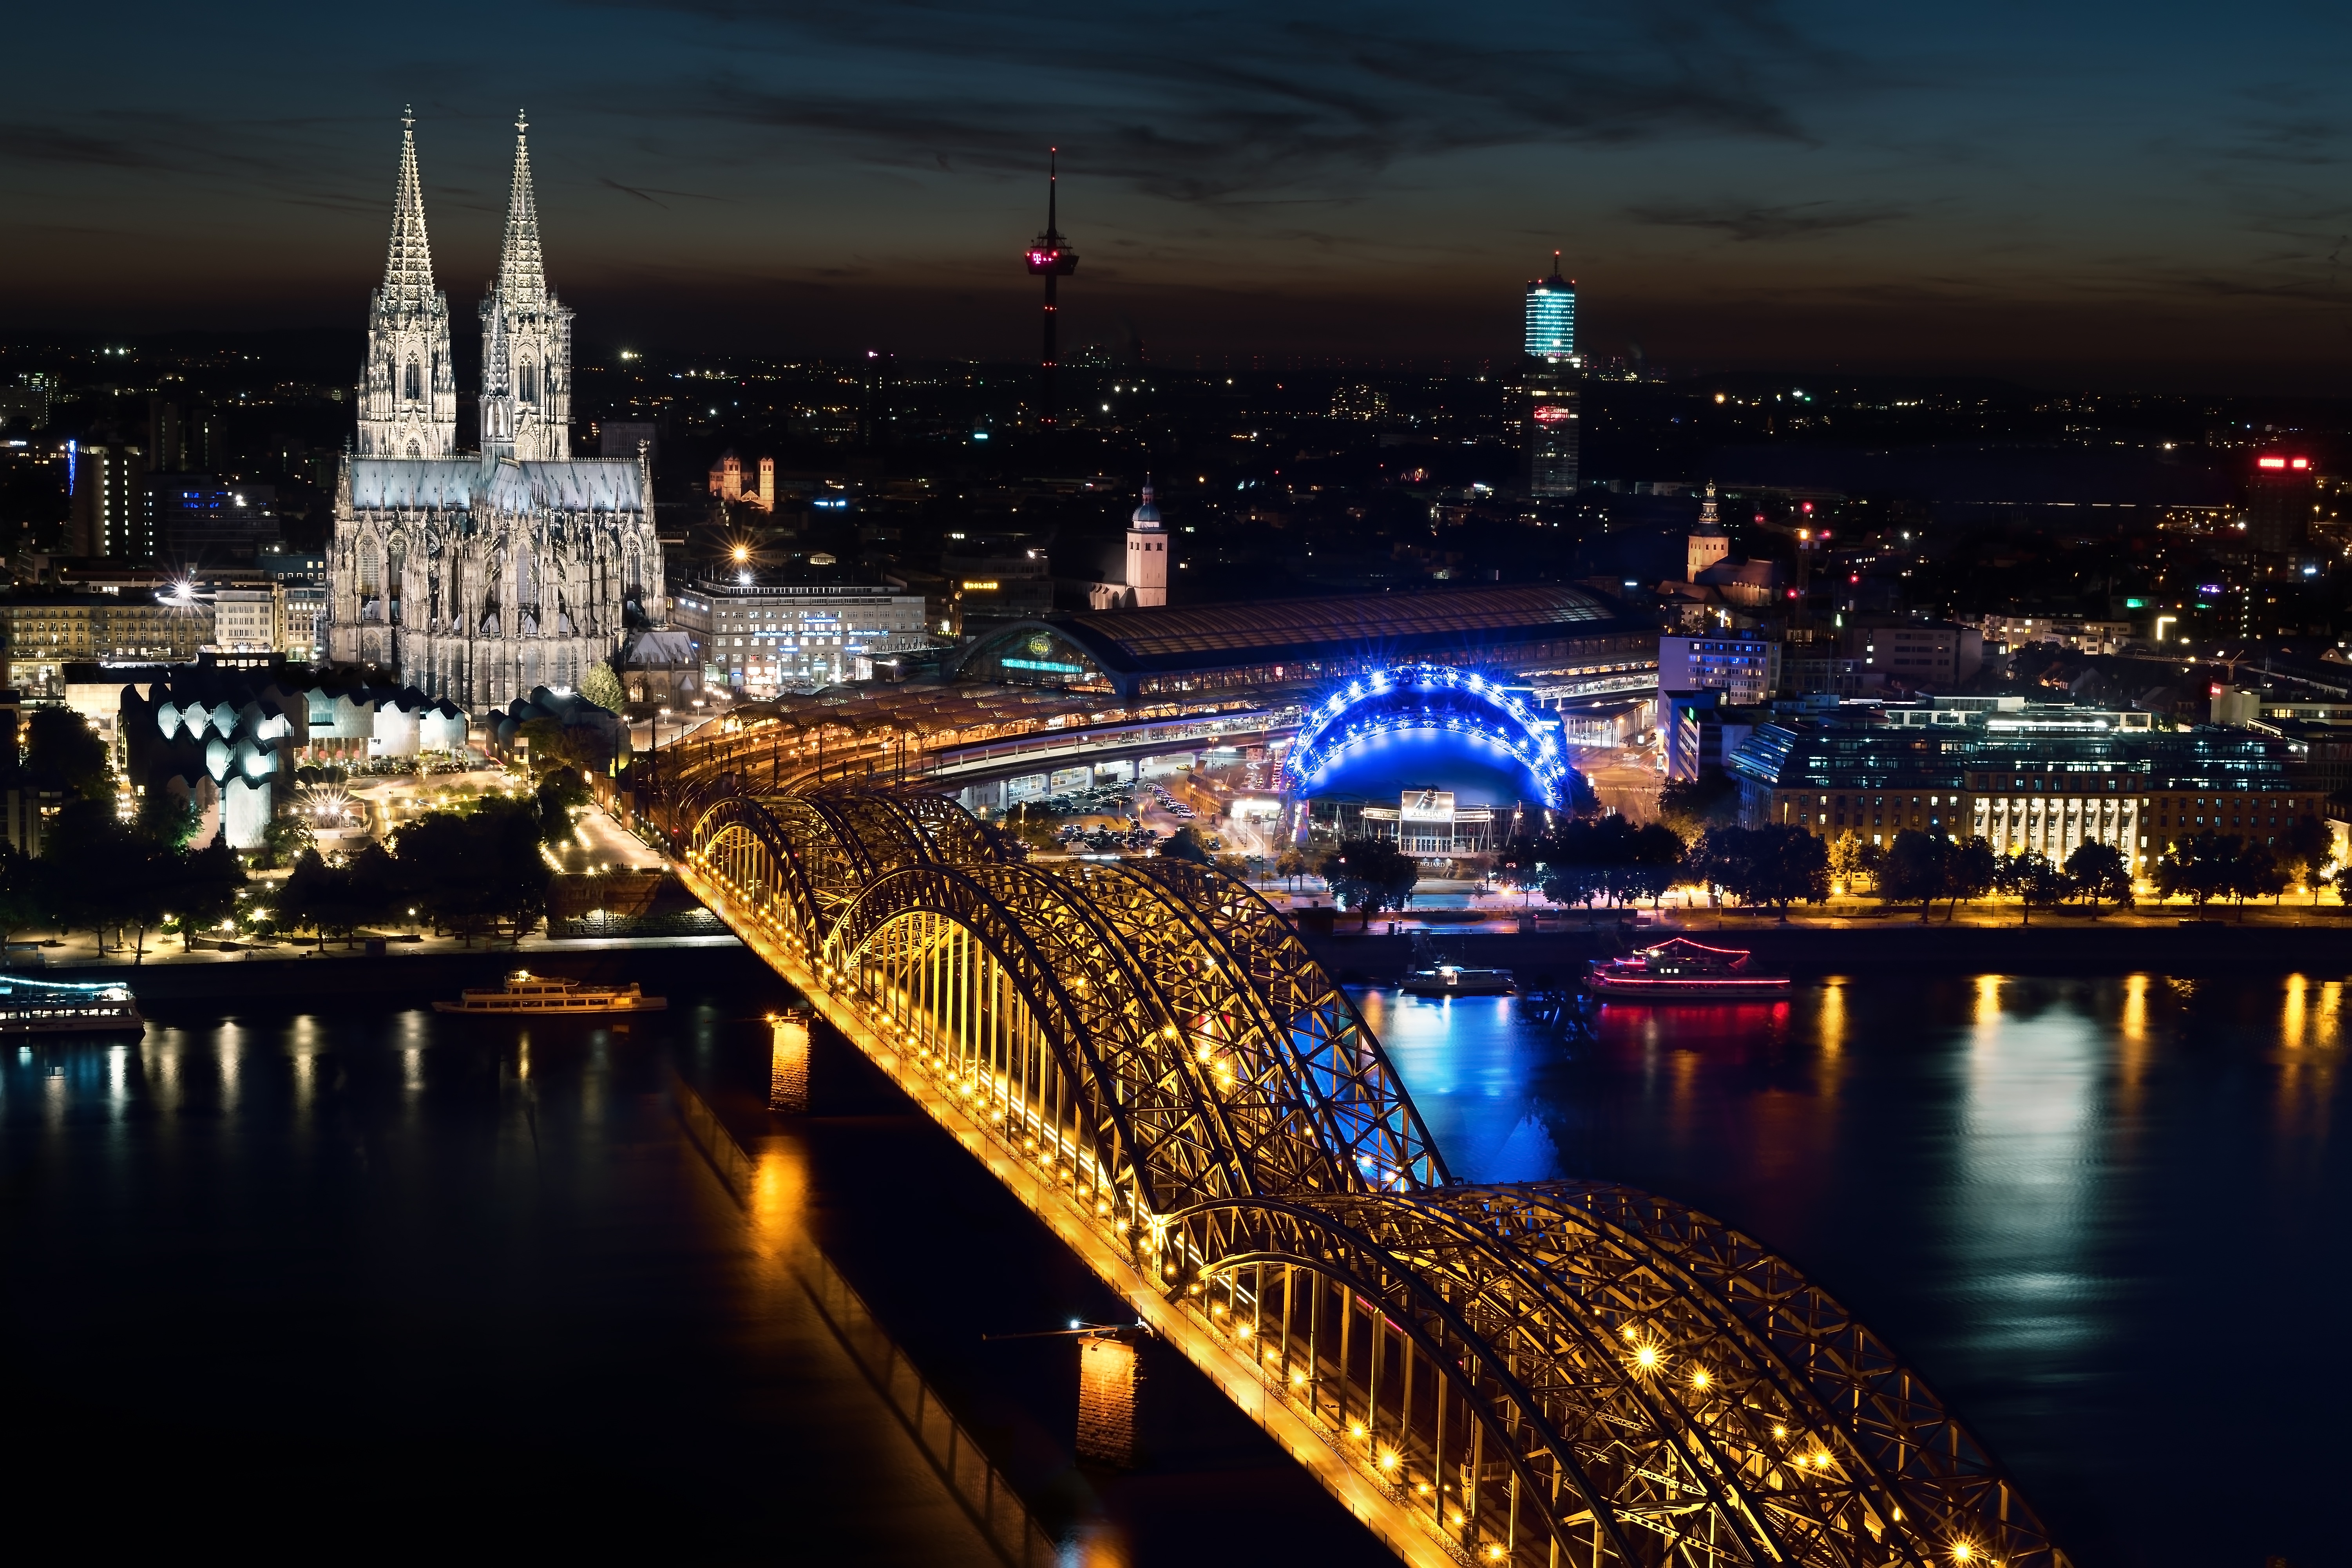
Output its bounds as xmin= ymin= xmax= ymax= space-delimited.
xmin=825 ymin=860 xmax=1247 ymax=1214
xmin=1130 ymin=860 xmax=1445 ymax=1190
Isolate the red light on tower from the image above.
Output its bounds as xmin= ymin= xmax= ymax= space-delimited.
xmin=1025 ymin=148 xmax=1080 ymax=428
xmin=1532 ymin=404 xmax=1573 ymax=425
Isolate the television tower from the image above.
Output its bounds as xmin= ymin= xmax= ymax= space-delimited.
xmin=1024 ymin=148 xmax=1079 ymax=428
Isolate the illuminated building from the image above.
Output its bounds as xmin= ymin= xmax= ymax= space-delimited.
xmin=147 ymin=476 xmax=278 ymax=565
xmin=1283 ymin=663 xmax=1570 ymax=809
xmin=0 ymin=591 xmax=210 ymax=696
xmin=356 ymin=109 xmax=457 ymax=460
xmin=1523 ymin=255 xmax=1580 ymax=498
xmin=478 ymin=113 xmax=572 ymax=462
xmin=1841 ymin=619 xmax=1983 ymax=688
xmin=670 ymin=575 xmax=929 ymax=696
xmin=1122 ymin=478 xmax=1168 ymax=609
xmin=954 ymin=583 xmax=1648 ymax=701
xmin=1686 ymin=485 xmax=1730 ymax=579
xmin=1728 ymin=699 xmax=2316 ymax=865
xmin=212 ymin=588 xmax=281 ymax=652
xmin=708 ymin=451 xmax=775 ymax=511
xmin=1660 ymin=634 xmax=1782 ymax=706
xmin=68 ymin=442 xmax=149 ymax=561
xmin=2246 ymin=451 xmax=2317 ymax=554
xmin=1524 ymin=253 xmax=1577 ymax=358
xmin=1023 ymin=150 xmax=1079 ymax=427
xmin=326 ymin=113 xmax=666 ymax=714
xmin=121 ymin=655 xmax=464 ymax=847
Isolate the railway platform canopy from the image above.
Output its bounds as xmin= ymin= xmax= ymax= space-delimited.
xmin=950 ymin=585 xmax=1655 ymax=701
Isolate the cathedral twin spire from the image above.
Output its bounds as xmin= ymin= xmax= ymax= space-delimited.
xmin=381 ymin=109 xmax=439 ymax=313
xmin=359 ymin=109 xmax=569 ymax=462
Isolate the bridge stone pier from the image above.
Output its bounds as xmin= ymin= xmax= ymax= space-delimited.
xmin=661 ymin=771 xmax=2068 ymax=1568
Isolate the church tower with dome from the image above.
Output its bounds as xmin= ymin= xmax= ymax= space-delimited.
xmin=1123 ymin=476 xmax=1168 ymax=608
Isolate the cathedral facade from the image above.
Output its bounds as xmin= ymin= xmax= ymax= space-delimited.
xmin=326 ymin=113 xmax=662 ymax=715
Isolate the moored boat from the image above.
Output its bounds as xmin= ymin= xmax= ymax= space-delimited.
xmin=1401 ymin=962 xmax=1516 ymax=997
xmin=434 ymin=970 xmax=667 ymax=1016
xmin=0 ymin=975 xmax=145 ymax=1035
xmin=1586 ymin=938 xmax=1789 ymax=1000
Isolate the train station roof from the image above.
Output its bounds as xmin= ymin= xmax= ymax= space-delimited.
xmin=952 ymin=585 xmax=1643 ymax=699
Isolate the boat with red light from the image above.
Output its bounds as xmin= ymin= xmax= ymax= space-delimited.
xmin=1586 ymin=938 xmax=1789 ymax=1000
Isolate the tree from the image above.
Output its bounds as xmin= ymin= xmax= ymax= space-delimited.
xmin=390 ymin=797 xmax=548 ymax=941
xmin=1825 ymin=832 xmax=1875 ymax=895
xmin=0 ymin=844 xmax=46 ymax=944
xmin=22 ymin=707 xmax=111 ymax=800
xmin=1491 ymin=835 xmax=1547 ymax=906
xmin=139 ymin=789 xmax=202 ymax=852
xmin=2063 ymin=841 xmax=2130 ymax=918
xmin=1747 ymin=825 xmax=1830 ymax=918
xmin=1158 ymin=824 xmax=1216 ymax=864
xmin=515 ymin=716 xmax=605 ymax=781
xmin=164 ymin=838 xmax=246 ymax=949
xmin=1877 ymin=830 xmax=1947 ymax=923
xmin=2278 ymin=813 xmax=2334 ymax=902
xmin=1620 ymin=822 xmax=1686 ymax=907
xmin=1685 ymin=825 xmax=1825 ymax=917
xmin=2156 ymin=832 xmax=2239 ymax=907
xmin=1684 ymin=826 xmax=1750 ymax=909
xmin=579 ymin=659 xmax=627 ymax=714
xmin=1275 ymin=847 xmax=1312 ymax=890
xmin=2229 ymin=842 xmax=2287 ymax=917
xmin=1943 ymin=836 xmax=1999 ymax=920
xmin=1657 ymin=767 xmax=1742 ymax=840
xmin=253 ymin=811 xmax=316 ymax=871
xmin=40 ymin=798 xmax=145 ymax=952
xmin=536 ymin=773 xmax=587 ymax=845
xmin=1997 ymin=851 xmax=2070 ymax=925
xmin=1319 ymin=836 xmax=1419 ymax=927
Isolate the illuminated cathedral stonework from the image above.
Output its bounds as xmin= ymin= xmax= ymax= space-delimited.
xmin=327 ymin=112 xmax=663 ymax=715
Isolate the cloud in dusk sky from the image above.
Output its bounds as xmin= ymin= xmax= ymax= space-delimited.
xmin=5 ymin=0 xmax=2352 ymax=385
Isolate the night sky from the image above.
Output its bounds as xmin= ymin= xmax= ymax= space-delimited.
xmin=6 ymin=1 xmax=2352 ymax=384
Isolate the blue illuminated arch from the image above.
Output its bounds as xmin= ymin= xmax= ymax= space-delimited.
xmin=1282 ymin=663 xmax=1569 ymax=808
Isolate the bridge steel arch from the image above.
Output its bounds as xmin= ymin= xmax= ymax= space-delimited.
xmin=667 ymin=771 xmax=2065 ymax=1568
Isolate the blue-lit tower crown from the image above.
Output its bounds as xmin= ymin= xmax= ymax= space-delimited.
xmin=1525 ymin=252 xmax=1576 ymax=362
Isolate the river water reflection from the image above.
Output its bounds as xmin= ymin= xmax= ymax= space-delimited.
xmin=1357 ymin=973 xmax=2349 ymax=1568
xmin=0 ymin=978 xmax=1394 ymax=1566
xmin=6 ymin=971 xmax=2336 ymax=1565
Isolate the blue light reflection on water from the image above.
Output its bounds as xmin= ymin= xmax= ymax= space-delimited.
xmin=1355 ymin=974 xmax=2351 ymax=1568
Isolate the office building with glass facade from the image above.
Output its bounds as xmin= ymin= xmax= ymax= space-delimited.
xmin=1727 ymin=701 xmax=2318 ymax=867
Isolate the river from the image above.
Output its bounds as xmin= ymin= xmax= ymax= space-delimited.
xmin=3 ymin=966 xmax=2340 ymax=1566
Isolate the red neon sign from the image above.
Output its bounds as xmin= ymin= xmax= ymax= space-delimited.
xmin=1532 ymin=404 xmax=1573 ymax=424
xmin=2293 ymin=457 xmax=2311 ymax=470
xmin=2258 ymin=456 xmax=2288 ymax=469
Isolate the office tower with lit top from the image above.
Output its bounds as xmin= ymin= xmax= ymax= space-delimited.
xmin=2247 ymin=451 xmax=2317 ymax=555
xmin=1024 ymin=150 xmax=1079 ymax=428
xmin=1523 ymin=255 xmax=1580 ymax=499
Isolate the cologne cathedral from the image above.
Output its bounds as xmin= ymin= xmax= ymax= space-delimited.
xmin=326 ymin=113 xmax=663 ymax=714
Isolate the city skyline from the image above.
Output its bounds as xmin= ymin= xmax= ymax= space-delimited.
xmin=6 ymin=2 xmax=2352 ymax=388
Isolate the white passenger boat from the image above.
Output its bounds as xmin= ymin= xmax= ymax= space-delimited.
xmin=0 ymin=976 xmax=145 ymax=1035
xmin=434 ymin=970 xmax=667 ymax=1016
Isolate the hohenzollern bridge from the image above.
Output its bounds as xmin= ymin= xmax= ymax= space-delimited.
xmin=642 ymin=718 xmax=2066 ymax=1568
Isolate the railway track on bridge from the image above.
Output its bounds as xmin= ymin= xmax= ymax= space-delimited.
xmin=648 ymin=759 xmax=2068 ymax=1568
